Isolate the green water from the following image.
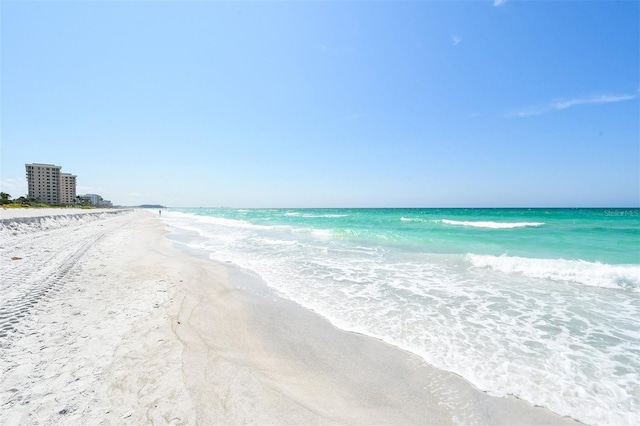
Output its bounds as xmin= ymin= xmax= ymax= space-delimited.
xmin=181 ymin=208 xmax=640 ymax=264
xmin=162 ymin=207 xmax=640 ymax=424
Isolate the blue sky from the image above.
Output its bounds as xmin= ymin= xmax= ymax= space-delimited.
xmin=1 ymin=0 xmax=638 ymax=208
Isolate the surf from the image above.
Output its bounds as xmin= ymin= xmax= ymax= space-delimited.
xmin=467 ymin=253 xmax=640 ymax=291
xmin=440 ymin=219 xmax=545 ymax=229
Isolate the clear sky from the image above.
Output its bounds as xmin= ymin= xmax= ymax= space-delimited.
xmin=1 ymin=0 xmax=638 ymax=208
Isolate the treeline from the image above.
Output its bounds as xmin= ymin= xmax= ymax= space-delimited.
xmin=0 ymin=192 xmax=93 ymax=209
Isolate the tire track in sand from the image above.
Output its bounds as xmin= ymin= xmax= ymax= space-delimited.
xmin=0 ymin=218 xmax=114 ymax=339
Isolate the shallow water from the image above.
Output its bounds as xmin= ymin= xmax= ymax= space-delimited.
xmin=162 ymin=208 xmax=640 ymax=425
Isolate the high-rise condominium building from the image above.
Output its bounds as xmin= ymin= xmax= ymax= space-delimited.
xmin=25 ymin=163 xmax=77 ymax=205
xmin=60 ymin=173 xmax=77 ymax=204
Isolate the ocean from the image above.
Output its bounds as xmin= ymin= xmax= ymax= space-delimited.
xmin=160 ymin=208 xmax=639 ymax=425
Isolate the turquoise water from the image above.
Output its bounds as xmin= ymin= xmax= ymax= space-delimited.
xmin=161 ymin=208 xmax=639 ymax=424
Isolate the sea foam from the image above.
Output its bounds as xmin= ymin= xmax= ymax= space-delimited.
xmin=441 ymin=219 xmax=545 ymax=229
xmin=467 ymin=254 xmax=640 ymax=291
xmin=162 ymin=208 xmax=640 ymax=425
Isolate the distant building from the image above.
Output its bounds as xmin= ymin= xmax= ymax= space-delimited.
xmin=26 ymin=163 xmax=77 ymax=205
xmin=79 ymin=193 xmax=101 ymax=206
xmin=78 ymin=193 xmax=112 ymax=207
xmin=25 ymin=163 xmax=77 ymax=205
xmin=60 ymin=173 xmax=77 ymax=204
xmin=26 ymin=163 xmax=114 ymax=207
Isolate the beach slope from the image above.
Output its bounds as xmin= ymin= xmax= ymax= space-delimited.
xmin=0 ymin=209 xmax=578 ymax=424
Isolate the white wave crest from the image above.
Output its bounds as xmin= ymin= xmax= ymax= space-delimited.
xmin=400 ymin=217 xmax=429 ymax=223
xmin=289 ymin=213 xmax=349 ymax=218
xmin=168 ymin=211 xmax=274 ymax=230
xmin=467 ymin=254 xmax=640 ymax=290
xmin=441 ymin=219 xmax=544 ymax=229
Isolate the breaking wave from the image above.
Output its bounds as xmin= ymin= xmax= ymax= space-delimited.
xmin=467 ymin=254 xmax=640 ymax=291
xmin=441 ymin=219 xmax=544 ymax=229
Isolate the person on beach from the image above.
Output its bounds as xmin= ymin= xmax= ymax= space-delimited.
xmin=159 ymin=210 xmax=162 ymax=217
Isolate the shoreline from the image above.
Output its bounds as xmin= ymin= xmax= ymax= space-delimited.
xmin=170 ymin=236 xmax=580 ymax=425
xmin=0 ymin=209 xmax=580 ymax=424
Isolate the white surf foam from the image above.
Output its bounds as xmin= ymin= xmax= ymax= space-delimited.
xmin=162 ymin=210 xmax=640 ymax=425
xmin=467 ymin=254 xmax=640 ymax=291
xmin=400 ymin=217 xmax=429 ymax=223
xmin=441 ymin=219 xmax=544 ymax=229
xmin=167 ymin=211 xmax=273 ymax=231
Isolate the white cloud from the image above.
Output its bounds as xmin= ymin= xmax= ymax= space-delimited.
xmin=493 ymin=0 xmax=506 ymax=6
xmin=510 ymin=92 xmax=638 ymax=118
xmin=0 ymin=178 xmax=27 ymax=197
xmin=451 ymin=35 xmax=462 ymax=46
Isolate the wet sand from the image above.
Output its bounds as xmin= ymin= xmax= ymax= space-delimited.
xmin=0 ymin=209 xmax=578 ymax=424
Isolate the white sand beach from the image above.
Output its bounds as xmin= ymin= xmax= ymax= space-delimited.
xmin=0 ymin=208 xmax=579 ymax=425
